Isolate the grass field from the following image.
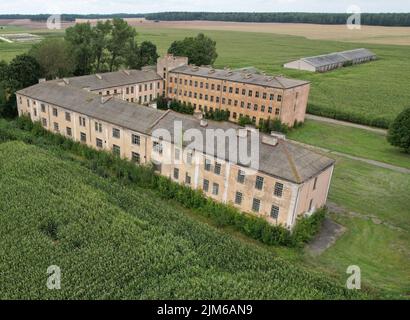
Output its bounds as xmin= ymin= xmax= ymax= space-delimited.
xmin=287 ymin=120 xmax=410 ymax=169
xmin=0 ymin=140 xmax=361 ymax=299
xmin=311 ymin=155 xmax=410 ymax=298
xmin=148 ymin=21 xmax=410 ymax=46
xmin=1 ymin=25 xmax=410 ymax=125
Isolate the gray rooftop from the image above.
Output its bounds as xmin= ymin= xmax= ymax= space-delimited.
xmin=151 ymin=111 xmax=334 ymax=183
xmin=17 ymin=82 xmax=334 ymax=183
xmin=170 ymin=65 xmax=309 ymax=89
xmin=59 ymin=69 xmax=162 ymax=91
xmin=17 ymin=82 xmax=165 ymax=134
xmin=302 ymin=48 xmax=376 ymax=68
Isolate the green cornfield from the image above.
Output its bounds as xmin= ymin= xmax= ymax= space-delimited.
xmin=0 ymin=140 xmax=364 ymax=299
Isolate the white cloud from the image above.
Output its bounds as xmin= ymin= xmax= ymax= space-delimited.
xmin=0 ymin=0 xmax=409 ymax=14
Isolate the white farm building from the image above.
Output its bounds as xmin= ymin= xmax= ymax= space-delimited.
xmin=284 ymin=48 xmax=377 ymax=73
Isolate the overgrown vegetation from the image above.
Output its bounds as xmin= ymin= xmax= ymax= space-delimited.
xmin=204 ymin=109 xmax=230 ymax=121
xmin=156 ymin=97 xmax=195 ymax=114
xmin=0 ymin=54 xmax=41 ymax=117
xmin=0 ymin=116 xmax=324 ymax=248
xmin=387 ymin=107 xmax=410 ymax=153
xmin=168 ymin=33 xmax=218 ymax=66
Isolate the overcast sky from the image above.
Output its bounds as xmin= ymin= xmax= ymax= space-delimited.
xmin=1 ymin=0 xmax=409 ymax=14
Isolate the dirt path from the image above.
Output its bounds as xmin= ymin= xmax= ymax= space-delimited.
xmin=305 ymin=114 xmax=388 ymax=135
xmin=290 ymin=140 xmax=410 ymax=174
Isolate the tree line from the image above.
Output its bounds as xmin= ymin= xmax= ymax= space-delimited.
xmin=145 ymin=12 xmax=410 ymax=27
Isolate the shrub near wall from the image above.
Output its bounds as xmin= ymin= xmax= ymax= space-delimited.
xmin=0 ymin=116 xmax=325 ymax=248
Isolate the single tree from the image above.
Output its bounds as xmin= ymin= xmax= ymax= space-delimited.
xmin=107 ymin=18 xmax=136 ymax=71
xmin=30 ymin=38 xmax=74 ymax=79
xmin=168 ymin=33 xmax=218 ymax=66
xmin=7 ymin=54 xmax=41 ymax=90
xmin=65 ymin=23 xmax=94 ymax=75
xmin=91 ymin=20 xmax=112 ymax=72
xmin=387 ymin=108 xmax=410 ymax=153
xmin=127 ymin=40 xmax=159 ymax=69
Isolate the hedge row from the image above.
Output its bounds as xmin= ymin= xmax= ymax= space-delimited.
xmin=0 ymin=116 xmax=326 ymax=248
xmin=307 ymin=103 xmax=391 ymax=129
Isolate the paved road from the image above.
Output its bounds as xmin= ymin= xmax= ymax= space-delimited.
xmin=306 ymin=114 xmax=388 ymax=135
xmin=291 ymin=140 xmax=410 ymax=174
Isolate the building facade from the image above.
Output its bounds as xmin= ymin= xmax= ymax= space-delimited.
xmin=159 ymin=55 xmax=310 ymax=127
xmin=58 ymin=68 xmax=163 ymax=105
xmin=16 ymin=81 xmax=334 ymax=230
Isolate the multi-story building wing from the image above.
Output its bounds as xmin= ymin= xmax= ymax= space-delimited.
xmin=57 ymin=68 xmax=163 ymax=105
xmin=158 ymin=55 xmax=310 ymax=127
xmin=16 ymin=81 xmax=334 ymax=230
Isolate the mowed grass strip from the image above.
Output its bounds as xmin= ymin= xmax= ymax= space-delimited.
xmin=287 ymin=120 xmax=410 ymax=169
xmin=0 ymin=141 xmax=361 ymax=299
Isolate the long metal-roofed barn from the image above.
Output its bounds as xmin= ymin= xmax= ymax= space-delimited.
xmin=284 ymin=48 xmax=377 ymax=72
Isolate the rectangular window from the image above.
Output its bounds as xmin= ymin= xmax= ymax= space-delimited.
xmin=52 ymin=108 xmax=58 ymax=117
xmin=274 ymin=182 xmax=284 ymax=197
xmin=80 ymin=132 xmax=86 ymax=142
xmin=214 ymin=163 xmax=221 ymax=175
xmin=66 ymin=127 xmax=72 ymax=137
xmin=212 ymin=183 xmax=219 ymax=196
xmin=277 ymin=95 xmax=282 ymax=102
xmin=94 ymin=122 xmax=102 ymax=133
xmin=33 ymin=108 xmax=37 ymax=117
xmin=203 ymin=179 xmax=209 ymax=192
xmin=173 ymin=168 xmax=179 ymax=180
xmin=53 ymin=122 xmax=59 ymax=132
xmin=255 ymin=176 xmax=264 ymax=190
xmin=113 ymin=145 xmax=121 ymax=156
xmin=112 ymin=128 xmax=121 ymax=139
xmin=271 ymin=205 xmax=280 ymax=220
xmin=185 ymin=173 xmax=191 ymax=185
xmin=131 ymin=134 xmax=140 ymax=145
xmin=204 ymin=159 xmax=211 ymax=171
xmin=132 ymin=152 xmax=140 ymax=164
xmin=235 ymin=192 xmax=243 ymax=205
xmin=153 ymin=141 xmax=163 ymax=154
xmin=65 ymin=112 xmax=71 ymax=122
xmin=41 ymin=118 xmax=47 ymax=127
xmin=252 ymin=198 xmax=261 ymax=212
xmin=79 ymin=116 xmax=86 ymax=127
xmin=237 ymin=170 xmax=245 ymax=183
xmin=96 ymin=138 xmax=103 ymax=148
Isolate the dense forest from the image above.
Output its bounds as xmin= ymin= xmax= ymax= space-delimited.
xmin=145 ymin=12 xmax=410 ymax=26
